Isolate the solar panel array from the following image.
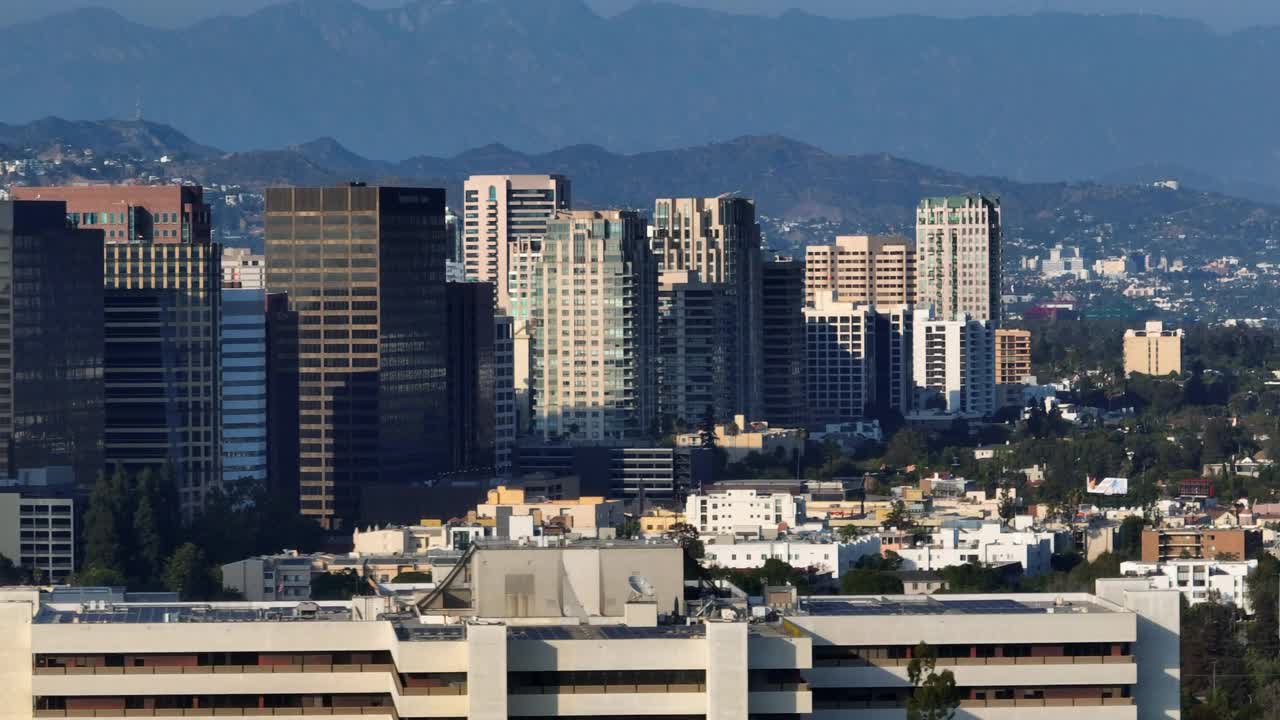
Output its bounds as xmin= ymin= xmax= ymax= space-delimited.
xmin=400 ymin=625 xmax=466 ymax=642
xmin=595 ymin=625 xmax=706 ymax=639
xmin=509 ymin=626 xmax=576 ymax=640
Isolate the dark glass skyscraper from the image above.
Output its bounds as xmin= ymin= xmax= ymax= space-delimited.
xmin=264 ymin=185 xmax=448 ymax=528
xmin=0 ymin=201 xmax=104 ymax=487
xmin=446 ymin=281 xmax=496 ymax=474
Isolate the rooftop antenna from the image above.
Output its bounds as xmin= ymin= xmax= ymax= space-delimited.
xmin=627 ymin=575 xmax=655 ymax=601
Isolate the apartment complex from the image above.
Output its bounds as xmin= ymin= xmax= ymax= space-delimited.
xmin=11 ymin=185 xmax=212 ymax=245
xmin=803 ymin=294 xmax=877 ymax=427
xmin=995 ymin=328 xmax=1033 ymax=408
xmin=1123 ymin=321 xmax=1183 ymax=377
xmin=460 ymin=174 xmax=570 ymax=311
xmin=675 ymin=415 xmax=804 ymax=463
xmin=264 ymin=185 xmax=449 ymax=528
xmin=221 ymin=247 xmax=265 ymax=289
xmin=1120 ymin=558 xmax=1257 ymax=613
xmin=685 ymin=488 xmax=803 ymax=535
xmin=1 ymin=577 xmax=1180 ymax=720
xmin=657 ymin=270 xmax=730 ymax=425
xmin=650 ymin=196 xmax=763 ymax=419
xmin=804 ymin=234 xmax=915 ymax=307
xmin=220 ymin=288 xmax=268 ymax=489
xmin=915 ymin=195 xmax=1002 ymax=323
xmin=761 ymin=256 xmax=806 ymax=428
xmin=530 ymin=210 xmax=657 ymax=443
xmin=1140 ymin=527 xmax=1261 ymax=563
xmin=0 ymin=201 xmax=104 ymax=487
xmin=514 ymin=443 xmax=713 ymax=501
xmin=912 ymin=307 xmax=996 ymax=417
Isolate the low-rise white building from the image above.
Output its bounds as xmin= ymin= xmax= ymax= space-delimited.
xmin=685 ymin=489 xmax=803 ymax=535
xmin=701 ymin=537 xmax=881 ymax=578
xmin=895 ymin=523 xmax=1056 ymax=576
xmin=1120 ymin=558 xmax=1258 ymax=613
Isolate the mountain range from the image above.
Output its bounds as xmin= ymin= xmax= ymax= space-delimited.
xmin=3 ymin=116 xmax=1278 ymax=261
xmin=1 ymin=0 xmax=1278 ymax=199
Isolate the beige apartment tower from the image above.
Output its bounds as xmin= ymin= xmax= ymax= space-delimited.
xmin=1124 ymin=321 xmax=1183 ymax=376
xmin=650 ymin=196 xmax=763 ymax=419
xmin=461 ymin=174 xmax=570 ymax=311
xmin=995 ymin=328 xmax=1032 ymax=408
xmin=531 ymin=210 xmax=656 ymax=443
xmin=804 ymin=234 xmax=916 ymax=307
xmin=916 ymin=195 xmax=1002 ymax=324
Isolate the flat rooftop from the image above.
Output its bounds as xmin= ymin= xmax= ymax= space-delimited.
xmin=799 ymin=596 xmax=1117 ymax=616
xmin=34 ymin=603 xmax=354 ymax=624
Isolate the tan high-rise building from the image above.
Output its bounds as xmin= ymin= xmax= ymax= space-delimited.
xmin=650 ymin=196 xmax=762 ymax=419
xmin=1124 ymin=321 xmax=1183 ymax=376
xmin=461 ymin=174 xmax=570 ymax=311
xmin=531 ymin=210 xmax=656 ymax=443
xmin=264 ymin=185 xmax=449 ymax=529
xmin=804 ymin=234 xmax=916 ymax=307
xmin=995 ymin=328 xmax=1032 ymax=408
xmin=916 ymin=195 xmax=1002 ymax=324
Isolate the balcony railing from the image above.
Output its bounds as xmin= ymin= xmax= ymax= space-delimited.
xmin=34 ymin=709 xmax=395 ymax=718
xmin=509 ymin=683 xmax=705 ymax=695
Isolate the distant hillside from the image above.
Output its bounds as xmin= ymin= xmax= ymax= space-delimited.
xmin=0 ymin=1 xmax=1278 ymax=198
xmin=1 ymin=116 xmax=1271 ymax=261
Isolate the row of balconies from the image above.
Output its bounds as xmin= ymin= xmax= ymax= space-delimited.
xmin=35 ymin=711 xmax=391 ymax=719
xmin=813 ymin=656 xmax=1133 ymax=668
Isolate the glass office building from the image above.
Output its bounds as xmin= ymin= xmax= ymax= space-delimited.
xmin=221 ymin=288 xmax=268 ymax=489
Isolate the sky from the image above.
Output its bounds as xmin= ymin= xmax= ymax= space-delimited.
xmin=3 ymin=0 xmax=1278 ymax=31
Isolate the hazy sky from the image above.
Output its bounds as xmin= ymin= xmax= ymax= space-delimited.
xmin=3 ymin=0 xmax=1277 ymax=31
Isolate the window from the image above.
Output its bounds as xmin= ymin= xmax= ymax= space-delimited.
xmin=488 ymin=185 xmax=497 ymax=202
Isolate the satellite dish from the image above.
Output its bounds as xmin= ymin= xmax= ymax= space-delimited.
xmin=628 ymin=575 xmax=655 ymax=600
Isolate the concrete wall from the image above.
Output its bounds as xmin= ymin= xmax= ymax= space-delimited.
xmin=0 ymin=602 xmax=33 ymax=720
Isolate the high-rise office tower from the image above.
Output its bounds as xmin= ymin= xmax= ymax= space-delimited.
xmin=994 ymin=328 xmax=1032 ymax=408
xmin=220 ymin=288 xmax=268 ymax=490
xmin=531 ymin=210 xmax=656 ymax=443
xmin=804 ymin=234 xmax=916 ymax=307
xmin=461 ymin=174 xmax=570 ymax=311
xmin=265 ymin=293 xmax=299 ymax=509
xmin=650 ymin=196 xmax=763 ymax=419
xmin=264 ymin=185 xmax=448 ymax=528
xmin=13 ymin=185 xmax=221 ymax=515
xmin=912 ymin=306 xmax=996 ymax=417
xmin=761 ymin=256 xmax=807 ymax=428
xmin=915 ymin=195 xmax=1002 ymax=324
xmin=446 ymin=281 xmax=497 ymax=474
xmin=803 ymin=293 xmax=877 ymax=427
xmin=657 ymin=270 xmax=730 ymax=426
xmin=0 ymin=201 xmax=104 ymax=487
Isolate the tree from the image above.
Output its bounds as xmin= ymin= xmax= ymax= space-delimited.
xmin=837 ymin=524 xmax=862 ymax=542
xmin=311 ymin=570 xmax=367 ymax=600
xmin=163 ymin=543 xmax=221 ymax=601
xmin=907 ymin=642 xmax=959 ymax=720
xmin=82 ymin=465 xmax=129 ymax=574
xmin=885 ymin=428 xmax=928 ymax=468
xmin=1247 ymin=554 xmax=1280 ymax=658
xmin=698 ymin=406 xmax=718 ymax=449
xmin=71 ymin=565 xmax=127 ymax=587
xmin=0 ymin=554 xmax=33 ymax=584
xmin=130 ymin=484 xmax=166 ymax=589
xmin=1116 ymin=516 xmax=1146 ymax=561
xmin=840 ymin=569 xmax=904 ymax=594
xmin=1181 ymin=599 xmax=1250 ymax=708
xmin=997 ymin=487 xmax=1016 ymax=523
xmin=885 ymin=499 xmax=913 ymax=529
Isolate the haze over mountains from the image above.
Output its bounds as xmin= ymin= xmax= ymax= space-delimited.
xmin=1 ymin=0 xmax=1278 ymax=200
xmin=4 ymin=116 xmax=1277 ymax=261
